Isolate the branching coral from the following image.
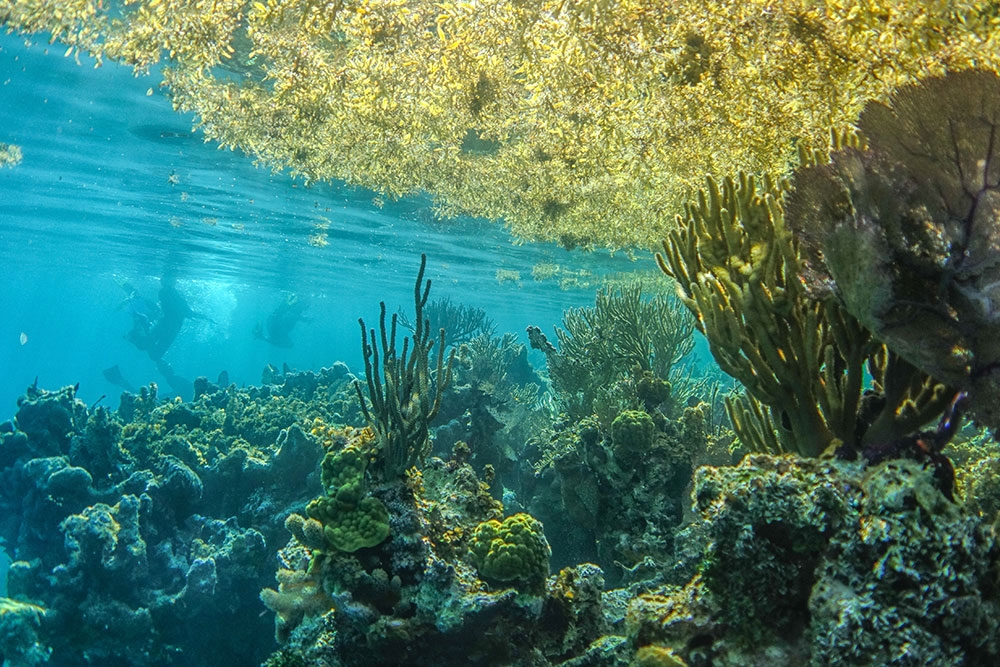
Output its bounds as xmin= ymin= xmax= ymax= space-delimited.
xmin=528 ymin=280 xmax=695 ymax=422
xmin=656 ymin=159 xmax=951 ymax=456
xmin=355 ymin=254 xmax=455 ymax=479
xmin=397 ymin=297 xmax=495 ymax=349
xmin=5 ymin=1 xmax=1000 ymax=247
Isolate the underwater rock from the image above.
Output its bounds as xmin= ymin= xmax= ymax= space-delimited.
xmin=67 ymin=406 xmax=126 ymax=484
xmin=628 ymin=454 xmax=1000 ymax=665
xmin=0 ymin=596 xmax=50 ymax=667
xmin=44 ymin=464 xmax=95 ymax=500
xmin=0 ymin=378 xmax=336 ymax=666
xmin=957 ymin=446 xmax=1000 ymax=525
xmin=60 ymin=495 xmax=149 ymax=582
xmin=156 ymin=454 xmax=204 ymax=515
xmin=527 ymin=408 xmax=709 ymax=587
xmin=272 ymin=423 xmax=324 ymax=485
xmin=12 ymin=384 xmax=87 ymax=457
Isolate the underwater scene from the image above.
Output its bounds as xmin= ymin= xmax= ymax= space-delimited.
xmin=3 ymin=2 xmax=1000 ymax=666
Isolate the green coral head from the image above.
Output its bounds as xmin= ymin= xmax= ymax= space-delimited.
xmin=320 ymin=447 xmax=367 ymax=497
xmin=611 ymin=409 xmax=657 ymax=455
xmin=307 ymin=446 xmax=391 ymax=553
xmin=307 ymin=495 xmax=390 ymax=553
xmin=469 ymin=513 xmax=551 ymax=589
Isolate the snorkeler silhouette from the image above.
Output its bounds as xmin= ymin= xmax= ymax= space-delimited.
xmin=120 ymin=273 xmax=209 ymax=361
xmin=102 ymin=364 xmax=136 ymax=393
xmin=253 ymin=294 xmax=308 ymax=348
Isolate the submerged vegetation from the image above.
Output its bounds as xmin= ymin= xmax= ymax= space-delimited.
xmin=355 ymin=254 xmax=455 ymax=480
xmin=5 ymin=1 xmax=1000 ymax=665
xmin=527 ymin=280 xmax=701 ymax=426
xmin=787 ymin=70 xmax=1000 ymax=439
xmin=0 ymin=141 xmax=22 ymax=167
xmin=4 ymin=1 xmax=1000 ymax=246
xmin=656 ymin=165 xmax=952 ymax=458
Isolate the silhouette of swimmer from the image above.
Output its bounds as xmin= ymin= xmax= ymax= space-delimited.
xmin=103 ymin=361 xmax=191 ymax=400
xmin=121 ymin=274 xmax=208 ymax=361
xmin=116 ymin=276 xmax=159 ymax=331
xmin=102 ymin=364 xmax=135 ymax=393
xmin=254 ymin=294 xmax=308 ymax=348
xmin=155 ymin=358 xmax=191 ymax=399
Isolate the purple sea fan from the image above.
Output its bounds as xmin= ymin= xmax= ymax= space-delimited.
xmin=785 ymin=70 xmax=1000 ymax=432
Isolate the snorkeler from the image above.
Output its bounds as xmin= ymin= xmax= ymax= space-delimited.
xmin=115 ymin=275 xmax=160 ymax=333
xmin=102 ymin=364 xmax=136 ymax=393
xmin=253 ymin=294 xmax=308 ymax=348
xmin=122 ymin=273 xmax=209 ymax=361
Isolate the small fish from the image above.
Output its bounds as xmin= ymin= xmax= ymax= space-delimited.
xmin=19 ymin=332 xmax=27 ymax=345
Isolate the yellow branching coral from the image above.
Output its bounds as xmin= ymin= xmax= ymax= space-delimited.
xmin=657 ymin=169 xmax=866 ymax=455
xmin=3 ymin=1 xmax=1000 ymax=247
xmin=656 ymin=139 xmax=954 ymax=457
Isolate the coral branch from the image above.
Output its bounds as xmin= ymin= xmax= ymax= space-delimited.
xmin=355 ymin=254 xmax=455 ymax=479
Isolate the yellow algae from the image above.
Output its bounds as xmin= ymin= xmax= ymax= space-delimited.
xmin=4 ymin=1 xmax=1000 ymax=247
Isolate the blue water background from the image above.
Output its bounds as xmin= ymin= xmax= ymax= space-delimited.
xmin=0 ymin=32 xmax=656 ymax=417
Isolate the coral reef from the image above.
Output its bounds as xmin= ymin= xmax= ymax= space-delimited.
xmin=0 ymin=367 xmax=358 ymax=666
xmin=627 ymin=454 xmax=1000 ymax=665
xmin=260 ymin=426 xmax=611 ymax=667
xmin=2 ymin=336 xmax=998 ymax=666
xmin=0 ymin=596 xmax=48 ymax=667
xmin=435 ymin=330 xmax=546 ymax=489
xmin=519 ymin=281 xmax=735 ymax=584
xmin=524 ymin=403 xmax=732 ymax=586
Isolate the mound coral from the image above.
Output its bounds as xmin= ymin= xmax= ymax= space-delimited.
xmin=469 ymin=513 xmax=551 ymax=589
xmin=305 ymin=446 xmax=391 ymax=553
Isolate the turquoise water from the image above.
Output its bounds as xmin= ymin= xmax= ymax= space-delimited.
xmin=0 ymin=32 xmax=638 ymax=415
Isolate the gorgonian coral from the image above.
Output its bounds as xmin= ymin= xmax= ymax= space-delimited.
xmin=786 ymin=70 xmax=1000 ymax=434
